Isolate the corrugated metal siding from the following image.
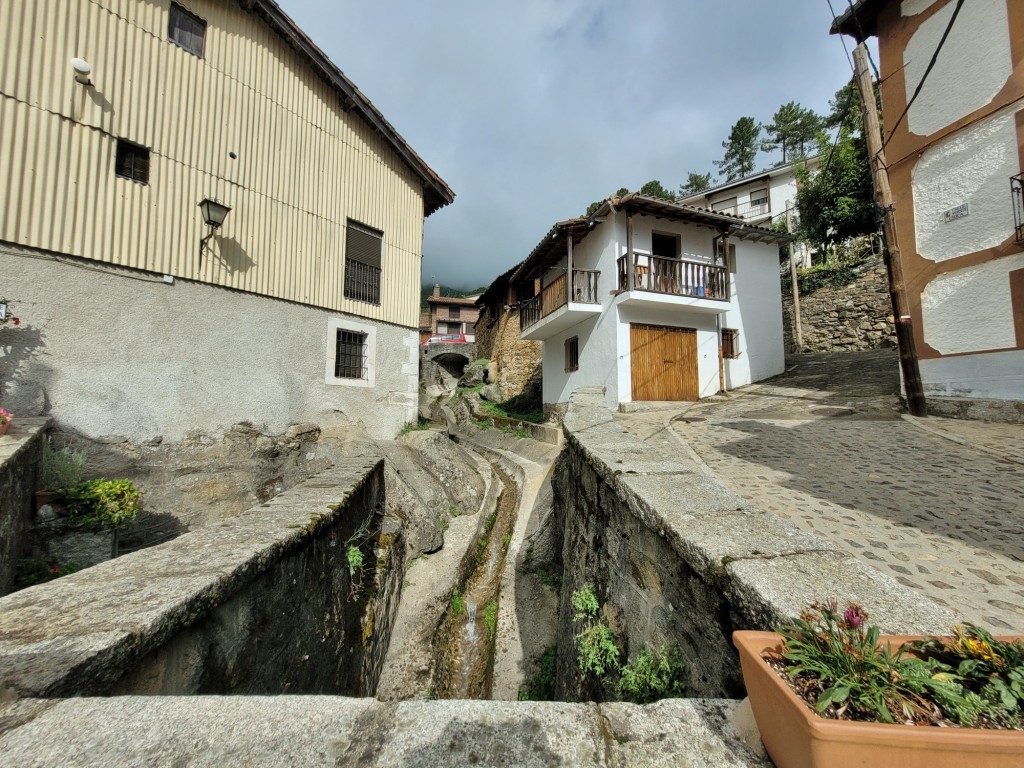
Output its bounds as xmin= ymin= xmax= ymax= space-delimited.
xmin=0 ymin=0 xmax=425 ymax=327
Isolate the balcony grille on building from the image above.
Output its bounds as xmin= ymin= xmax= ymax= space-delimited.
xmin=1012 ymin=173 xmax=1024 ymax=244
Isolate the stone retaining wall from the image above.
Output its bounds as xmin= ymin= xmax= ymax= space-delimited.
xmin=553 ymin=388 xmax=952 ymax=701
xmin=0 ymin=418 xmax=49 ymax=594
xmin=783 ymin=257 xmax=896 ymax=353
xmin=0 ymin=458 xmax=402 ymax=698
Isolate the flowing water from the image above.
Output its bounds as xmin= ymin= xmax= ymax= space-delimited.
xmin=431 ymin=463 xmax=520 ymax=699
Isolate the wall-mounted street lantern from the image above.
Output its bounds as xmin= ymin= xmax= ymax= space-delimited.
xmin=198 ymin=198 xmax=231 ymax=266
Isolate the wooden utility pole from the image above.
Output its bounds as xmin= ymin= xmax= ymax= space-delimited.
xmin=853 ymin=43 xmax=927 ymax=416
xmin=785 ymin=201 xmax=803 ymax=352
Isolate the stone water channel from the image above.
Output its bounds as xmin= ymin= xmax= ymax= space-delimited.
xmin=432 ymin=462 xmax=520 ymax=699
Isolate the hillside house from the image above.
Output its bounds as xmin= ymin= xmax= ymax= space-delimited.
xmin=422 ymin=286 xmax=480 ymax=343
xmin=0 ymin=0 xmax=453 ymax=441
xmin=513 ymin=194 xmax=793 ymax=414
xmin=678 ymin=156 xmax=819 ymax=268
xmin=834 ymin=0 xmax=1024 ymax=420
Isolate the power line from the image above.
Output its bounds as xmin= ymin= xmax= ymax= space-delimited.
xmin=882 ymin=0 xmax=965 ymax=150
xmin=844 ymin=0 xmax=881 ymax=81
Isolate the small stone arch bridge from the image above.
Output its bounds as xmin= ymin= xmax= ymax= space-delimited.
xmin=420 ymin=342 xmax=477 ymax=386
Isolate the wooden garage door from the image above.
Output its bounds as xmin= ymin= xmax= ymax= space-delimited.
xmin=630 ymin=324 xmax=699 ymax=401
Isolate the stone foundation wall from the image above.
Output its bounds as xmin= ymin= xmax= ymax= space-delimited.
xmin=783 ymin=257 xmax=896 ymax=353
xmin=553 ymin=389 xmax=953 ymax=701
xmin=0 ymin=458 xmax=403 ymax=698
xmin=475 ymin=308 xmax=541 ymax=401
xmin=0 ymin=418 xmax=49 ymax=594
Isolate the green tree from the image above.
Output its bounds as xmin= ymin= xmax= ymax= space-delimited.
xmin=795 ymin=128 xmax=876 ymax=251
xmin=762 ymin=102 xmax=823 ymax=164
xmin=714 ymin=117 xmax=760 ymax=181
xmin=639 ymin=180 xmax=675 ymax=201
xmin=586 ymin=188 xmax=631 ymax=216
xmin=678 ymin=171 xmax=713 ymax=196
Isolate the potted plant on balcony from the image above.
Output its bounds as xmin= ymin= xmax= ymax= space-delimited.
xmin=733 ymin=601 xmax=1024 ymax=768
xmin=0 ymin=407 xmax=13 ymax=435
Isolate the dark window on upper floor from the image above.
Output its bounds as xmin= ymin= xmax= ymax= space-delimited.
xmin=344 ymin=221 xmax=383 ymax=305
xmin=449 ymin=306 xmax=461 ymax=320
xmin=169 ymin=3 xmax=207 ymax=58
xmin=115 ymin=139 xmax=150 ymax=184
xmin=652 ymin=232 xmax=679 ymax=260
xmin=722 ymin=328 xmax=740 ymax=359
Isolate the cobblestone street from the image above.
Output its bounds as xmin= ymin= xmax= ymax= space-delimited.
xmin=616 ymin=350 xmax=1024 ymax=632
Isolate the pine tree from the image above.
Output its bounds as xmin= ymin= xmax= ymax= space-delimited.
xmin=714 ymin=117 xmax=761 ymax=181
xmin=679 ymin=171 xmax=713 ymax=196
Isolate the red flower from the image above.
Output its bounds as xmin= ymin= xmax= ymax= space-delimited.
xmin=48 ymin=564 xmax=60 ymax=574
xmin=12 ymin=317 xmax=19 ymax=325
xmin=843 ymin=606 xmax=866 ymax=629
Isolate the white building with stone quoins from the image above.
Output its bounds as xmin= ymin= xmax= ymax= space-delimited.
xmin=834 ymin=0 xmax=1024 ymax=421
xmin=512 ymin=194 xmax=793 ymax=414
xmin=0 ymin=0 xmax=453 ymax=441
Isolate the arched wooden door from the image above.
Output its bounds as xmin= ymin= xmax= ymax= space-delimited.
xmin=630 ymin=323 xmax=699 ymax=401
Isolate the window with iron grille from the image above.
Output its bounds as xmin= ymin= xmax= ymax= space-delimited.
xmin=722 ymin=328 xmax=740 ymax=359
xmin=114 ymin=139 xmax=150 ymax=184
xmin=334 ymin=330 xmax=367 ymax=379
xmin=169 ymin=3 xmax=207 ymax=58
xmin=344 ymin=221 xmax=383 ymax=305
xmin=564 ymin=336 xmax=579 ymax=372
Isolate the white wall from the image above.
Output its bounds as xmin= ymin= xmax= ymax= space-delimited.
xmin=920 ymin=349 xmax=1024 ymax=401
xmin=912 ymin=104 xmax=1021 ymax=264
xmin=903 ymin=0 xmax=1011 ymax=137
xmin=0 ymin=246 xmax=419 ymax=442
xmin=723 ymin=241 xmax=787 ymax=388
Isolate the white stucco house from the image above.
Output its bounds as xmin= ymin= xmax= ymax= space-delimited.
xmin=678 ymin=156 xmax=820 ymax=268
xmin=513 ymin=193 xmax=794 ymax=413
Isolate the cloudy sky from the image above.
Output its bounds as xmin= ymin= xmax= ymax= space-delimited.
xmin=283 ymin=1 xmax=862 ymax=289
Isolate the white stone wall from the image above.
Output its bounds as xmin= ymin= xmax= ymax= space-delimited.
xmin=722 ymin=241 xmax=787 ymax=388
xmin=903 ymin=0 xmax=1012 ymax=138
xmin=0 ymin=245 xmax=419 ymax=442
xmin=920 ymin=349 xmax=1024 ymax=402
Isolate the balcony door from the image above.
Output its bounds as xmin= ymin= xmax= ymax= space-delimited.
xmin=630 ymin=323 xmax=699 ymax=401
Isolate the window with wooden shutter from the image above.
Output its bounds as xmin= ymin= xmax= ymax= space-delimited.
xmin=344 ymin=221 xmax=383 ymax=305
xmin=114 ymin=139 xmax=150 ymax=184
xmin=722 ymin=328 xmax=740 ymax=359
xmin=564 ymin=336 xmax=579 ymax=372
xmin=169 ymin=3 xmax=207 ymax=58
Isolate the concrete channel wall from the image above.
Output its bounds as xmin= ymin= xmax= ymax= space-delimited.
xmin=0 ymin=418 xmax=49 ymax=594
xmin=553 ymin=388 xmax=953 ymax=700
xmin=0 ymin=457 xmax=401 ymax=698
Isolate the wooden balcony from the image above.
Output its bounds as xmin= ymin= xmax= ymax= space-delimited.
xmin=616 ymin=254 xmax=729 ymax=302
xmin=520 ymin=269 xmax=600 ymax=338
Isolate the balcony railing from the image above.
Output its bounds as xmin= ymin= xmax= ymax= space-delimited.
xmin=711 ymin=198 xmax=769 ymax=220
xmin=617 ymin=254 xmax=729 ymax=301
xmin=520 ymin=269 xmax=600 ymax=330
xmin=1012 ymin=173 xmax=1024 ymax=244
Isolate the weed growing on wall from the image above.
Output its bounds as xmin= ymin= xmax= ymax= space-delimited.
xmin=616 ymin=645 xmax=687 ymax=704
xmin=518 ymin=644 xmax=558 ymax=701
xmin=346 ymin=545 xmax=364 ymax=576
xmin=484 ymin=600 xmax=497 ymax=640
xmin=572 ymin=584 xmax=621 ymax=678
xmin=451 ymin=589 xmax=465 ymax=615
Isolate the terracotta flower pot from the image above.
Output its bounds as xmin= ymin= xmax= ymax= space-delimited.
xmin=0 ymin=420 xmax=10 ymax=435
xmin=35 ymin=490 xmax=57 ymax=511
xmin=733 ymin=631 xmax=1024 ymax=768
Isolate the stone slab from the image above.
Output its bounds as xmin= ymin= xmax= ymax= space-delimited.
xmin=0 ymin=697 xmax=768 ymax=767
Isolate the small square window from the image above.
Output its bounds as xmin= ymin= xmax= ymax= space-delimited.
xmin=169 ymin=3 xmax=207 ymax=58
xmin=564 ymin=336 xmax=579 ymax=372
xmin=722 ymin=328 xmax=740 ymax=359
xmin=335 ymin=330 xmax=367 ymax=379
xmin=449 ymin=306 xmax=461 ymax=320
xmin=115 ymin=139 xmax=150 ymax=184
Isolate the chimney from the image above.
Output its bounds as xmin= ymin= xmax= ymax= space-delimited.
xmin=432 ymin=283 xmax=440 ymax=298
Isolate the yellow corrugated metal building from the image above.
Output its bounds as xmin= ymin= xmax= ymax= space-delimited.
xmin=0 ymin=0 xmax=452 ymax=329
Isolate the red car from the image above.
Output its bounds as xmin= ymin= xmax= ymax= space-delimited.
xmin=421 ymin=333 xmax=468 ymax=346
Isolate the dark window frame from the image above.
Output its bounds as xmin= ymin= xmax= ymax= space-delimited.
xmin=114 ymin=139 xmax=151 ymax=185
xmin=168 ymin=3 xmax=207 ymax=58
xmin=651 ymin=231 xmax=680 ymax=260
xmin=722 ymin=328 xmax=740 ymax=359
xmin=344 ymin=220 xmax=383 ymax=305
xmin=334 ymin=329 xmax=367 ymax=379
xmin=564 ymin=336 xmax=579 ymax=373
xmin=449 ymin=306 xmax=461 ymax=320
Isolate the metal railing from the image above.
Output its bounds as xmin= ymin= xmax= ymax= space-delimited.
xmin=711 ymin=198 xmax=770 ymax=220
xmin=617 ymin=254 xmax=729 ymax=301
xmin=520 ymin=269 xmax=601 ymax=330
xmin=343 ymin=259 xmax=381 ymax=304
xmin=1012 ymin=173 xmax=1024 ymax=244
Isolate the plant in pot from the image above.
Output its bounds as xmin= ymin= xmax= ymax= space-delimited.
xmin=0 ymin=407 xmax=12 ymax=435
xmin=37 ymin=438 xmax=88 ymax=510
xmin=58 ymin=478 xmax=141 ymax=557
xmin=734 ymin=600 xmax=1024 ymax=768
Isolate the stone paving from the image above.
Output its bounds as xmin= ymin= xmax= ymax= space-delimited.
xmin=616 ymin=350 xmax=1024 ymax=633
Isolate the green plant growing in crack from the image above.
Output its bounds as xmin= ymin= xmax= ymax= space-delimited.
xmin=346 ymin=545 xmax=364 ymax=576
xmin=451 ymin=589 xmax=465 ymax=615
xmin=616 ymin=645 xmax=687 ymax=703
xmin=484 ymin=600 xmax=498 ymax=640
xmin=572 ymin=584 xmax=620 ymax=678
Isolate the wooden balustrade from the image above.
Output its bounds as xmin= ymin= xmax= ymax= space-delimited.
xmin=616 ymin=254 xmax=729 ymax=301
xmin=520 ymin=269 xmax=601 ymax=330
